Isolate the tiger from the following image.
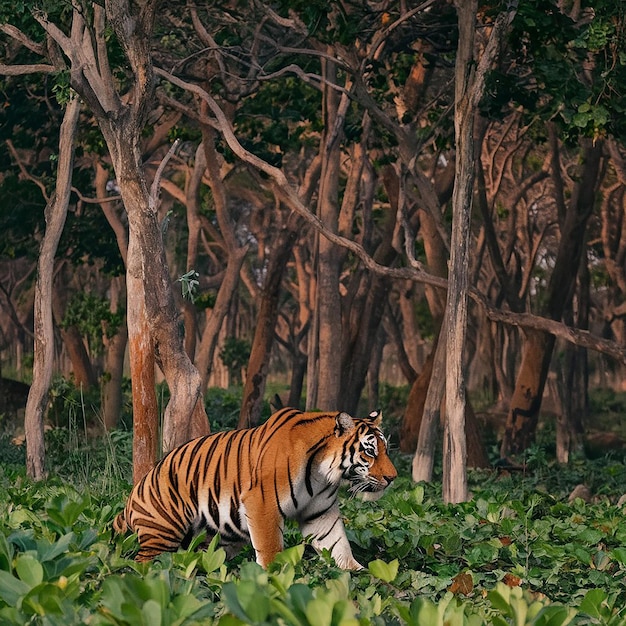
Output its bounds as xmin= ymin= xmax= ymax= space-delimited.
xmin=112 ymin=407 xmax=397 ymax=570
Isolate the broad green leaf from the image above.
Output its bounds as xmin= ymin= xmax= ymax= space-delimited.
xmin=288 ymin=583 xmax=313 ymax=615
xmin=37 ymin=533 xmax=75 ymax=562
xmin=242 ymin=590 xmax=269 ymax=623
xmin=611 ymin=547 xmax=626 ymax=565
xmin=221 ymin=582 xmax=253 ymax=623
xmin=408 ymin=597 xmax=438 ymax=626
xmin=578 ymin=588 xmax=607 ymax=619
xmin=200 ymin=537 xmax=226 ymax=574
xmin=141 ymin=599 xmax=162 ymax=625
xmin=412 ymin=485 xmax=425 ymax=505
xmin=0 ymin=534 xmax=13 ymax=572
xmin=272 ymin=543 xmax=304 ymax=567
xmin=15 ymin=555 xmax=43 ymax=587
xmin=368 ymin=558 xmax=398 ymax=583
xmin=0 ymin=570 xmax=30 ymax=606
xmin=532 ymin=605 xmax=577 ymax=626
xmin=171 ymin=593 xmax=209 ymax=620
xmin=305 ymin=597 xmax=333 ymax=626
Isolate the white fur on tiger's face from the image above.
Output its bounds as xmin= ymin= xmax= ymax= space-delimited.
xmin=113 ymin=408 xmax=397 ymax=570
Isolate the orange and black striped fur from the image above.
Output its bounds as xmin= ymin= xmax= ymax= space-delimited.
xmin=113 ymin=408 xmax=397 ymax=570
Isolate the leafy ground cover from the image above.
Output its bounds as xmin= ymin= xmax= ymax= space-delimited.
xmin=1 ymin=425 xmax=626 ymax=624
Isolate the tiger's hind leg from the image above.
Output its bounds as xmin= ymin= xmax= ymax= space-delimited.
xmin=132 ymin=521 xmax=189 ymax=562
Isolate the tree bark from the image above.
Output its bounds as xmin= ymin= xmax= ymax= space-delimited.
xmin=83 ymin=2 xmax=209 ymax=456
xmin=403 ymin=340 xmax=437 ymax=454
xmin=442 ymin=1 xmax=477 ymax=504
xmin=412 ymin=325 xmax=446 ymax=483
xmin=441 ymin=2 xmax=516 ymax=501
xmin=239 ymin=225 xmax=297 ymax=428
xmin=340 ymin=210 xmax=398 ymax=414
xmin=194 ymin=129 xmax=249 ymax=393
xmin=500 ymin=139 xmax=603 ymax=457
xmin=25 ymin=95 xmax=80 ymax=480
xmin=102 ymin=275 xmax=128 ymax=431
xmin=315 ymin=56 xmax=346 ymax=410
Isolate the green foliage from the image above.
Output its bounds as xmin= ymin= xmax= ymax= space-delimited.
xmin=490 ymin=0 xmax=626 ymax=140
xmin=233 ymin=76 xmax=322 ymax=167
xmin=204 ymin=387 xmax=245 ymax=432
xmin=3 ymin=422 xmax=626 ymax=623
xmin=219 ymin=338 xmax=251 ymax=385
xmin=178 ymin=269 xmax=200 ymax=303
xmin=60 ymin=293 xmax=124 ymax=357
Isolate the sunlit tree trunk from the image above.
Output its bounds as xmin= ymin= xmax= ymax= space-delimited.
xmin=442 ymin=0 xmax=478 ymax=504
xmin=441 ymin=1 xmax=516 ymax=501
xmin=25 ymin=95 xmax=80 ymax=480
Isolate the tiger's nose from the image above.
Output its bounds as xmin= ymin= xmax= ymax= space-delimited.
xmin=383 ymin=475 xmax=396 ymax=486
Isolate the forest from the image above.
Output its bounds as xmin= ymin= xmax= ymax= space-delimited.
xmin=1 ymin=0 xmax=626 ymax=622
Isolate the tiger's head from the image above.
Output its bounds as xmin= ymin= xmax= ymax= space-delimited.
xmin=334 ymin=410 xmax=397 ymax=501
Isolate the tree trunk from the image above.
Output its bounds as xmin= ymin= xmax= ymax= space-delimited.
xmin=102 ymin=275 xmax=128 ymax=431
xmin=195 ymin=131 xmax=248 ymax=392
xmin=441 ymin=1 xmax=477 ymax=504
xmin=126 ymin=234 xmax=159 ymax=482
xmin=181 ymin=143 xmax=206 ymax=361
xmin=58 ymin=324 xmax=98 ymax=389
xmin=500 ymin=139 xmax=603 ymax=457
xmin=406 ymin=329 xmax=490 ymax=470
xmin=315 ymin=57 xmax=344 ymax=410
xmin=287 ymin=351 xmax=307 ymax=409
xmin=400 ymin=202 xmax=448 ymax=445
xmin=366 ymin=326 xmax=386 ymax=413
xmin=401 ymin=340 xmax=437 ymax=454
xmin=25 ymin=96 xmax=80 ymax=480
xmin=340 ymin=211 xmax=397 ymax=414
xmin=556 ymin=251 xmax=590 ymax=462
xmin=239 ymin=225 xmax=297 ymax=428
xmin=412 ymin=326 xmax=447 ymax=483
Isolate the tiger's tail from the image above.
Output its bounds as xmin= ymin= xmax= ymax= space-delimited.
xmin=112 ymin=511 xmax=128 ymax=535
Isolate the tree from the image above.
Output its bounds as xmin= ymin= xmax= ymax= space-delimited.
xmin=25 ymin=95 xmax=80 ymax=480
xmin=1 ymin=1 xmax=210 ymax=481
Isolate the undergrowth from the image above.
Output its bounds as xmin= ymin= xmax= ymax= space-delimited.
xmin=2 ymin=385 xmax=626 ymax=623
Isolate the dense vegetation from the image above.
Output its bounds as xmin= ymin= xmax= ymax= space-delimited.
xmin=2 ymin=388 xmax=626 ymax=625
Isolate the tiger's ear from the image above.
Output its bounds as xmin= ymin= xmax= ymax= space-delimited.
xmin=334 ymin=412 xmax=355 ymax=437
xmin=367 ymin=409 xmax=383 ymax=427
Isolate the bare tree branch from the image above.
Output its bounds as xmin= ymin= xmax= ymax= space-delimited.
xmin=153 ymin=66 xmax=626 ymax=367
xmin=0 ymin=64 xmax=56 ymax=75
xmin=0 ymin=23 xmax=46 ymax=55
xmin=6 ymin=140 xmax=50 ymax=202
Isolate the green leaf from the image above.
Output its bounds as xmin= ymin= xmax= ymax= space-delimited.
xmin=0 ymin=570 xmax=30 ymax=606
xmin=408 ymin=597 xmax=439 ymax=626
xmin=142 ymin=599 xmax=162 ymax=625
xmin=15 ymin=555 xmax=43 ymax=587
xmin=305 ymin=598 xmax=333 ymax=626
xmin=0 ymin=534 xmax=13 ymax=572
xmin=37 ymin=533 xmax=75 ymax=562
xmin=368 ymin=558 xmax=399 ymax=583
xmin=272 ymin=544 xmax=304 ymax=567
xmin=611 ymin=547 xmax=626 ymax=565
xmin=222 ymin=581 xmax=262 ymax=623
xmin=578 ymin=588 xmax=607 ymax=619
xmin=171 ymin=594 xmax=206 ymax=620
